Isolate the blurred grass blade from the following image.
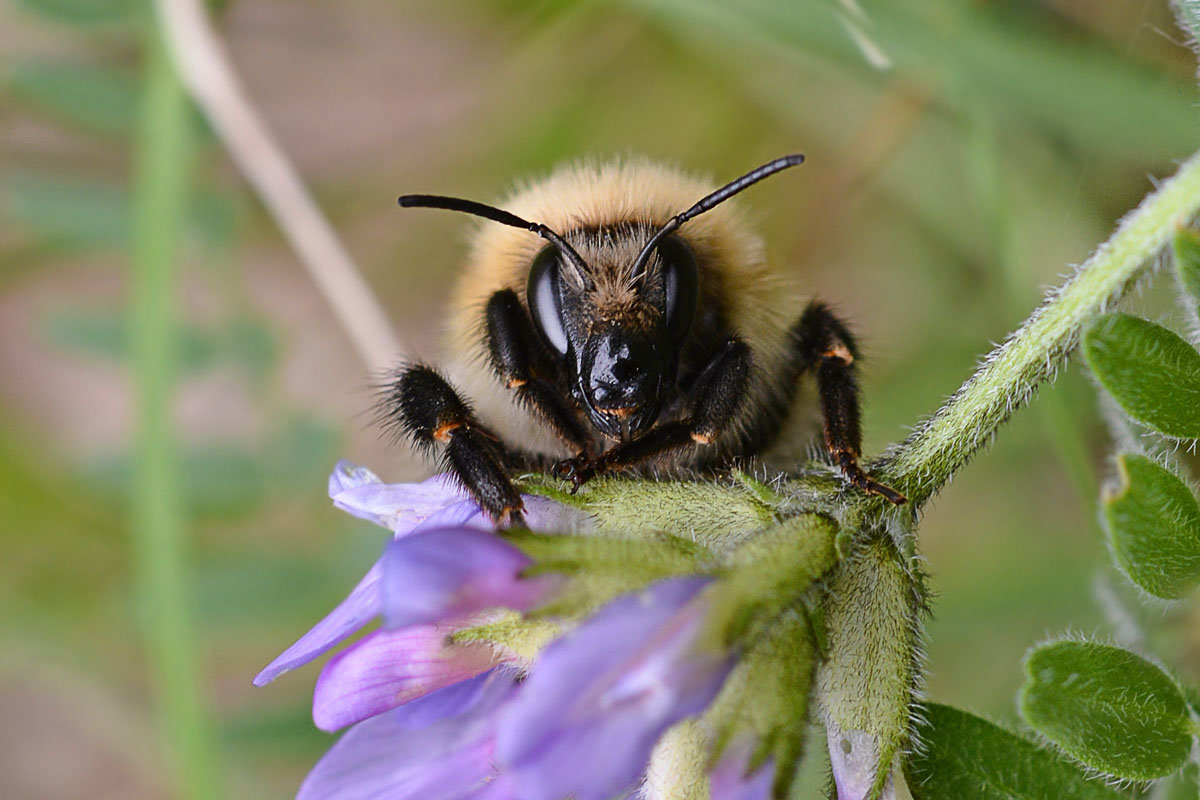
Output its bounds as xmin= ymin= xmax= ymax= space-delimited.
xmin=130 ymin=14 xmax=220 ymax=800
xmin=14 ymin=0 xmax=144 ymax=25
xmin=1104 ymin=453 xmax=1200 ymax=600
xmin=870 ymin=2 xmax=1199 ymax=158
xmin=904 ymin=703 xmax=1126 ymax=799
xmin=7 ymin=60 xmax=138 ymax=134
xmin=1083 ymin=313 xmax=1200 ymax=439
xmin=629 ymin=0 xmax=1200 ymax=158
xmin=1018 ymin=641 xmax=1193 ymax=781
xmin=1175 ymin=229 xmax=1200 ymax=309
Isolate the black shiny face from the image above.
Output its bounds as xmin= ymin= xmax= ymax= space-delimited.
xmin=526 ymin=233 xmax=700 ymax=440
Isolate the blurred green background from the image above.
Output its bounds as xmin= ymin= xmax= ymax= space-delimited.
xmin=3 ymin=0 xmax=1200 ymax=797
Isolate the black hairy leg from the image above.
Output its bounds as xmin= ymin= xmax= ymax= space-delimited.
xmin=554 ymin=337 xmax=752 ymax=490
xmin=380 ymin=364 xmax=526 ymax=524
xmin=791 ymin=302 xmax=906 ymax=505
xmin=485 ymin=289 xmax=591 ymax=455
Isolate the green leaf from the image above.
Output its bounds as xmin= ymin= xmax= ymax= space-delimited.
xmin=1103 ymin=453 xmax=1200 ymax=599
xmin=6 ymin=173 xmax=240 ymax=251
xmin=905 ymin=703 xmax=1127 ymax=800
xmin=41 ymin=307 xmax=277 ymax=374
xmin=7 ymin=60 xmax=138 ymax=134
xmin=1083 ymin=313 xmax=1200 ymax=439
xmin=42 ymin=308 xmax=215 ymax=368
xmin=86 ymin=449 xmax=265 ymax=517
xmin=1018 ymin=640 xmax=1192 ymax=780
xmin=42 ymin=308 xmax=127 ymax=361
xmin=6 ymin=174 xmax=129 ymax=249
xmin=1175 ymin=229 xmax=1200 ymax=309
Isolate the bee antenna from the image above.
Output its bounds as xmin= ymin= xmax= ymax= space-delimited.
xmin=397 ymin=194 xmax=593 ymax=289
xmin=630 ymin=154 xmax=805 ymax=278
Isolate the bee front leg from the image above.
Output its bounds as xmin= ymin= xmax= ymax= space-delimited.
xmin=486 ymin=289 xmax=591 ymax=456
xmin=791 ymin=302 xmax=906 ymax=505
xmin=554 ymin=337 xmax=752 ymax=490
xmin=380 ymin=364 xmax=525 ymax=525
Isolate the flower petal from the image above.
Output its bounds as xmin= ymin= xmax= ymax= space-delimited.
xmin=410 ymin=498 xmax=492 ymax=534
xmin=298 ymin=670 xmax=517 ymax=800
xmin=313 ymin=625 xmax=501 ymax=732
xmin=827 ymin=723 xmax=894 ymax=800
xmin=254 ymin=562 xmax=383 ymax=686
xmin=708 ymin=745 xmax=773 ymax=800
xmin=328 ymin=459 xmax=384 ymax=496
xmin=382 ymin=528 xmax=555 ymax=629
xmin=498 ymin=576 xmax=730 ymax=800
xmin=332 ymin=468 xmax=471 ymax=534
xmin=390 ymin=672 xmax=494 ymax=730
xmin=522 ymin=493 xmax=590 ymax=533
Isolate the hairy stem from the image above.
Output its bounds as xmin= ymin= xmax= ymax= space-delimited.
xmin=874 ymin=149 xmax=1200 ymax=508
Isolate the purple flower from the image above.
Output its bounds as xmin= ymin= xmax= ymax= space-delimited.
xmin=260 ymin=462 xmax=746 ymax=800
xmin=495 ymin=576 xmax=732 ymax=800
xmin=255 ymin=462 xmax=578 ymax=686
xmin=312 ymin=624 xmax=502 ymax=732
xmin=305 ymin=526 xmax=558 ymax=732
xmin=382 ymin=528 xmax=557 ymax=628
xmin=298 ymin=669 xmax=519 ymax=800
xmin=260 ymin=525 xmax=550 ymax=716
xmin=298 ymin=577 xmax=732 ymax=799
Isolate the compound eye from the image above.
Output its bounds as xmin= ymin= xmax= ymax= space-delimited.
xmin=658 ymin=235 xmax=699 ymax=344
xmin=527 ymin=246 xmax=569 ymax=355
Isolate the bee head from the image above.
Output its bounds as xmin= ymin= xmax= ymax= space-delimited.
xmin=526 ymin=232 xmax=699 ymax=439
xmin=398 ymin=153 xmax=803 ymax=441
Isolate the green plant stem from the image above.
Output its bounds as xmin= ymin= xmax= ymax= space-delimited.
xmin=874 ymin=149 xmax=1200 ymax=508
xmin=1175 ymin=1 xmax=1200 ymax=48
xmin=131 ymin=17 xmax=219 ymax=800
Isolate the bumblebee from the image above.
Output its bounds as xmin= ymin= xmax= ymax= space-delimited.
xmin=382 ymin=155 xmax=904 ymax=524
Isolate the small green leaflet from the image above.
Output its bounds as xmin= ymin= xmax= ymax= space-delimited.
xmin=1083 ymin=313 xmax=1200 ymax=439
xmin=1103 ymin=453 xmax=1200 ymax=599
xmin=7 ymin=60 xmax=138 ymax=135
xmin=1018 ymin=640 xmax=1192 ymax=781
xmin=1176 ymin=229 xmax=1200 ymax=309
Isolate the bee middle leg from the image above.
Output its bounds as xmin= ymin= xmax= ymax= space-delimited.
xmin=791 ymin=302 xmax=906 ymax=505
xmin=381 ymin=363 xmax=525 ymax=525
xmin=553 ymin=337 xmax=752 ymax=489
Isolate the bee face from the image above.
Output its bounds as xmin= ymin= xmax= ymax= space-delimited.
xmin=526 ymin=232 xmax=700 ymax=439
